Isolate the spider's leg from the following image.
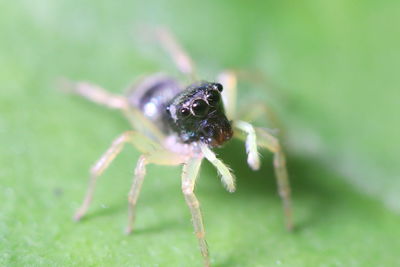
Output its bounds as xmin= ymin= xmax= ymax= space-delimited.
xmin=126 ymin=155 xmax=147 ymax=234
xmin=73 ymin=130 xmax=159 ymax=221
xmin=256 ymin=127 xmax=292 ymax=230
xmin=233 ymin=121 xmax=260 ymax=171
xmin=125 ymin=149 xmax=186 ymax=234
xmin=217 ymin=70 xmax=237 ymax=120
xmin=218 ymin=71 xmax=282 ymax=130
xmin=126 ymin=151 xmax=209 ymax=265
xmin=124 ymin=106 xmax=166 ymax=142
xmin=200 ymin=144 xmax=236 ymax=193
xmin=235 ymin=121 xmax=293 ymax=230
xmin=62 ymin=79 xmax=166 ymax=142
xmin=61 ymin=80 xmax=128 ymax=110
xmin=181 ymin=155 xmax=210 ymax=267
xmin=237 ymin=101 xmax=281 ymax=131
xmin=155 ymin=27 xmax=197 ymax=80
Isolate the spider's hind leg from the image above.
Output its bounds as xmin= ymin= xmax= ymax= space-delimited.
xmin=155 ymin=27 xmax=197 ymax=80
xmin=61 ymin=80 xmax=128 ymax=110
xmin=234 ymin=120 xmax=293 ymax=231
xmin=62 ymin=78 xmax=167 ymax=142
xmin=125 ymin=149 xmax=186 ymax=234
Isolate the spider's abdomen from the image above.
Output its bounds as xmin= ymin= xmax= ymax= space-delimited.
xmin=127 ymin=74 xmax=182 ymax=132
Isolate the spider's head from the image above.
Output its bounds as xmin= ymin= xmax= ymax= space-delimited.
xmin=166 ymin=81 xmax=233 ymax=147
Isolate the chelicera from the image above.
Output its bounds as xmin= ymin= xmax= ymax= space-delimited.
xmin=65 ymin=28 xmax=292 ymax=267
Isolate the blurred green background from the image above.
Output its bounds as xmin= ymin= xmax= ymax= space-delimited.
xmin=1 ymin=0 xmax=399 ymax=266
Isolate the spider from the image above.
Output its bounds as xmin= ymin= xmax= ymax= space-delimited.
xmin=65 ymin=28 xmax=292 ymax=267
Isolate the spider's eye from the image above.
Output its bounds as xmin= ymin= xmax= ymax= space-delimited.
xmin=191 ymin=99 xmax=209 ymax=117
xmin=206 ymin=90 xmax=220 ymax=106
xmin=203 ymin=125 xmax=213 ymax=135
xmin=214 ymin=83 xmax=223 ymax=92
xmin=180 ymin=107 xmax=190 ymax=117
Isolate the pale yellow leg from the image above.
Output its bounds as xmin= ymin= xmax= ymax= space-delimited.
xmin=155 ymin=27 xmax=197 ymax=80
xmin=125 ymin=149 xmax=187 ymax=234
xmin=218 ymin=69 xmax=292 ymax=230
xmin=217 ymin=70 xmax=282 ymax=132
xmin=256 ymin=127 xmax=293 ymax=231
xmin=126 ymin=155 xmax=147 ymax=234
xmin=200 ymin=144 xmax=236 ymax=193
xmin=62 ymin=79 xmax=166 ymax=142
xmin=233 ymin=120 xmax=260 ymax=171
xmin=233 ymin=121 xmax=293 ymax=230
xmin=217 ymin=70 xmax=237 ymax=120
xmin=73 ymin=130 xmax=159 ymax=221
xmin=181 ymin=156 xmax=210 ymax=267
xmin=238 ymin=101 xmax=281 ymax=131
xmin=61 ymin=80 xmax=128 ymax=110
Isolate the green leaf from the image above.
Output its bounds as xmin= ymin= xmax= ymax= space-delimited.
xmin=1 ymin=1 xmax=399 ymax=266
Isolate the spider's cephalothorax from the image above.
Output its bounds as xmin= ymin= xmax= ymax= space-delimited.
xmin=165 ymin=81 xmax=233 ymax=147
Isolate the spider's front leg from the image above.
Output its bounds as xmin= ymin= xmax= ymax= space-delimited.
xmin=218 ymin=71 xmax=293 ymax=230
xmin=200 ymin=145 xmax=236 ymax=193
xmin=125 ymin=155 xmax=147 ymax=234
xmin=129 ymin=150 xmax=210 ymax=265
xmin=125 ymin=149 xmax=187 ymax=234
xmin=234 ymin=120 xmax=293 ymax=231
xmin=233 ymin=121 xmax=261 ymax=171
xmin=181 ymin=155 xmax=210 ymax=267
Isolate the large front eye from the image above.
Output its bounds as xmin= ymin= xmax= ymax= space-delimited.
xmin=191 ymin=99 xmax=209 ymax=117
xmin=206 ymin=90 xmax=220 ymax=106
xmin=180 ymin=107 xmax=190 ymax=117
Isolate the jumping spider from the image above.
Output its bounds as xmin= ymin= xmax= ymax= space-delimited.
xmin=66 ymin=29 xmax=292 ymax=267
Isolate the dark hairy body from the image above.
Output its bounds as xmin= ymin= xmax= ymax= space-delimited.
xmin=130 ymin=75 xmax=232 ymax=147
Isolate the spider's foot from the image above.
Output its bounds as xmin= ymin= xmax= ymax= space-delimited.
xmin=73 ymin=209 xmax=85 ymax=222
xmin=124 ymin=225 xmax=133 ymax=235
xmin=247 ymin=153 xmax=260 ymax=171
xmin=285 ymin=214 xmax=294 ymax=232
